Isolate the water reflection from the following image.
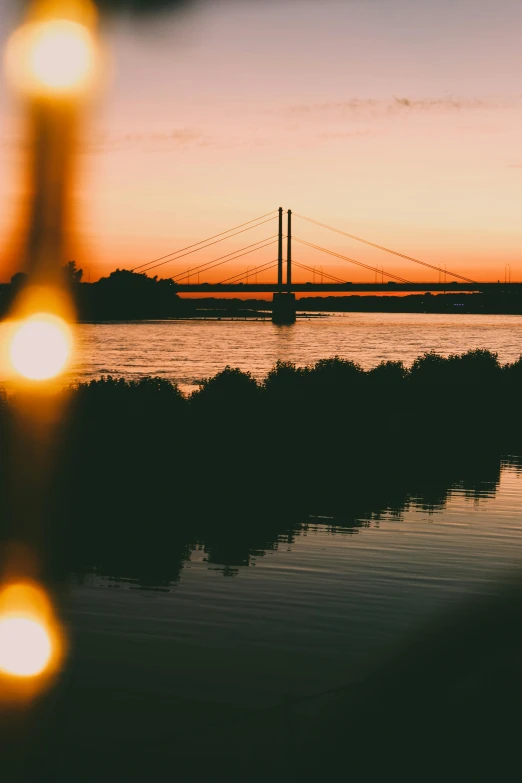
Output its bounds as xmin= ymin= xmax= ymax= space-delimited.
xmin=69 ymin=454 xmax=521 ymax=590
xmin=3 ymin=448 xmax=522 ymax=782
xmin=51 ymin=453 xmax=522 ymax=783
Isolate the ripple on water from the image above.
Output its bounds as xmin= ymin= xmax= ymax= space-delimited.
xmin=65 ymin=313 xmax=522 ymax=392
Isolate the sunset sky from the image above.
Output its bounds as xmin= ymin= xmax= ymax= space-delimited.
xmin=0 ymin=0 xmax=521 ymax=285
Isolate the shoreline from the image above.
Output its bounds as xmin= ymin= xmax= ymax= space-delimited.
xmin=2 ymin=348 xmax=520 ymax=586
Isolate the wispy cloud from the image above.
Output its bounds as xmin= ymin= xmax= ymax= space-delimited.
xmin=81 ymin=127 xmax=206 ymax=153
xmin=389 ymin=96 xmax=494 ymax=111
xmin=286 ymin=96 xmax=508 ymax=117
xmin=81 ymin=126 xmax=294 ymax=153
xmin=316 ymin=130 xmax=371 ymax=140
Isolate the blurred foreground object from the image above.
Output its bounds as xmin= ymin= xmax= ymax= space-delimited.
xmin=5 ymin=13 xmax=99 ymax=98
xmin=3 ymin=0 xmax=100 ymax=295
xmin=0 ymin=0 xmax=102 ymax=707
xmin=0 ymin=580 xmax=65 ymax=702
xmin=95 ymin=0 xmax=192 ymax=15
xmin=1 ymin=0 xmax=101 ymax=387
xmin=6 ymin=313 xmax=73 ymax=381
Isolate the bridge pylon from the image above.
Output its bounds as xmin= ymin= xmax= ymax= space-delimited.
xmin=272 ymin=207 xmax=296 ymax=324
xmin=277 ymin=207 xmax=283 ymax=290
xmin=287 ymin=209 xmax=292 ymax=291
xmin=272 ymin=291 xmax=296 ymax=324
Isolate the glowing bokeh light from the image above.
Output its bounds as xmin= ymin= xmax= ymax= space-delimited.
xmin=8 ymin=313 xmax=73 ymax=381
xmin=5 ymin=18 xmax=98 ymax=97
xmin=0 ymin=582 xmax=63 ymax=689
xmin=0 ymin=616 xmax=52 ymax=677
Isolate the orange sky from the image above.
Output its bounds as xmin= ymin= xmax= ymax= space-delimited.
xmin=0 ymin=0 xmax=521 ymax=286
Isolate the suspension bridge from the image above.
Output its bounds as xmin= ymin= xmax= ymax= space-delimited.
xmin=130 ymin=208 xmax=520 ymax=323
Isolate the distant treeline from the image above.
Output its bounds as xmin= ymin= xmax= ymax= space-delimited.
xmin=299 ymin=291 xmax=522 ymax=314
xmin=182 ymin=292 xmax=522 ymax=316
xmin=0 ymin=265 xmax=188 ymax=320
xmin=2 ymin=265 xmax=522 ymax=318
xmin=0 ymin=349 xmax=520 ymax=585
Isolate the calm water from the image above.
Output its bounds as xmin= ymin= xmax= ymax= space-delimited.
xmin=63 ymin=457 xmax=522 ymax=752
xmin=35 ymin=313 xmax=522 ymax=775
xmin=72 ymin=312 xmax=522 ymax=391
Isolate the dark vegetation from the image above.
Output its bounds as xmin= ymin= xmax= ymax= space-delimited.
xmin=0 ymin=348 xmax=519 ymax=587
xmin=300 ymin=290 xmax=522 ymax=314
xmin=3 ymin=350 xmax=522 ymax=781
xmin=3 ymin=265 xmax=522 ymax=319
xmin=0 ymin=266 xmax=187 ymax=321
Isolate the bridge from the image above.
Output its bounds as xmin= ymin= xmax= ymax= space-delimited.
xmin=130 ymin=208 xmax=517 ymax=323
xmin=175 ymin=282 xmax=521 ymax=293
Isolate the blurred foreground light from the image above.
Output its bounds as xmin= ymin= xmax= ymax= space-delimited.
xmin=5 ymin=17 xmax=98 ymax=98
xmin=8 ymin=313 xmax=73 ymax=381
xmin=0 ymin=583 xmax=64 ymax=695
xmin=0 ymin=617 xmax=52 ymax=677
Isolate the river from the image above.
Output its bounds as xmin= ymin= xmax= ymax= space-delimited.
xmin=59 ymin=455 xmax=522 ymax=778
xmin=25 ymin=312 xmax=522 ymax=779
xmin=72 ymin=312 xmax=522 ymax=391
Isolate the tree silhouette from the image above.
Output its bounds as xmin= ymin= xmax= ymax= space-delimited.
xmin=63 ymin=260 xmax=83 ymax=285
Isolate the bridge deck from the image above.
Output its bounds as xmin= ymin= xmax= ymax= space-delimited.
xmin=175 ymin=282 xmax=521 ymax=294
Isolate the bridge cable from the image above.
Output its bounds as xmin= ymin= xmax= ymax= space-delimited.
xmin=292 ymin=260 xmax=348 ymax=284
xmin=131 ymin=210 xmax=278 ymax=273
xmin=293 ymin=212 xmax=475 ymax=283
xmin=171 ymin=235 xmax=278 ymax=280
xmin=293 ymin=237 xmax=412 ymax=283
xmin=217 ymin=260 xmax=280 ymax=285
xmin=221 ymin=261 xmax=279 ymax=284
xmin=140 ymin=218 xmax=277 ymax=277
xmin=173 ymin=239 xmax=279 ymax=282
xmin=294 ymin=262 xmax=348 ymax=284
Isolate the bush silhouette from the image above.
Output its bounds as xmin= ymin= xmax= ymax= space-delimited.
xmin=191 ymin=366 xmax=259 ymax=408
xmin=2 ymin=348 xmax=520 ymax=585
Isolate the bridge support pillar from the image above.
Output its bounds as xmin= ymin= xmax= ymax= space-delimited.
xmin=272 ymin=292 xmax=296 ymax=324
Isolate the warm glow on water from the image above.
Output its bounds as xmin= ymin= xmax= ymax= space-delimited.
xmin=67 ymin=313 xmax=522 ymax=393
xmin=0 ymin=616 xmax=52 ymax=677
xmin=5 ymin=18 xmax=98 ymax=97
xmin=8 ymin=313 xmax=73 ymax=381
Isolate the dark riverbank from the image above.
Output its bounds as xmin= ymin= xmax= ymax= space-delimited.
xmin=2 ymin=348 xmax=522 ymax=584
xmin=3 ymin=351 xmax=522 ymax=782
xmin=188 ymin=290 xmax=522 ymax=316
xmin=3 ymin=267 xmax=522 ymax=318
xmin=299 ymin=290 xmax=522 ymax=314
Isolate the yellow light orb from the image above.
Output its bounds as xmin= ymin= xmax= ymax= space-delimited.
xmin=5 ymin=18 xmax=98 ymax=97
xmin=0 ymin=581 xmax=63 ymax=691
xmin=0 ymin=616 xmax=52 ymax=678
xmin=9 ymin=313 xmax=73 ymax=381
